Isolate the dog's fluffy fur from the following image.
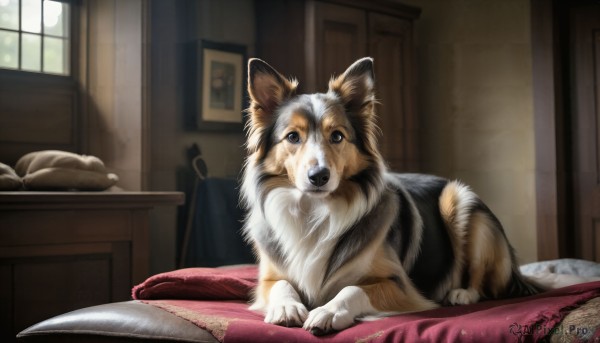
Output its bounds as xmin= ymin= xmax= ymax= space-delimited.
xmin=241 ymin=57 xmax=540 ymax=335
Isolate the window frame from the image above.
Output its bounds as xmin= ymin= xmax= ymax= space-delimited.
xmin=0 ymin=0 xmax=78 ymax=81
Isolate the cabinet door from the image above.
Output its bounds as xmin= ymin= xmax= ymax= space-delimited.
xmin=0 ymin=210 xmax=135 ymax=340
xmin=306 ymin=2 xmax=367 ymax=92
xmin=369 ymin=13 xmax=418 ymax=172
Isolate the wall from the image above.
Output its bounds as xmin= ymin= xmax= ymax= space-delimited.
xmin=148 ymin=0 xmax=254 ymax=273
xmin=86 ymin=0 xmax=145 ymax=191
xmin=402 ymin=0 xmax=537 ymax=262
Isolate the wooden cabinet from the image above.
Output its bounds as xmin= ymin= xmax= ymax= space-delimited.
xmin=306 ymin=2 xmax=367 ymax=90
xmin=256 ymin=0 xmax=421 ymax=171
xmin=0 ymin=192 xmax=184 ymax=341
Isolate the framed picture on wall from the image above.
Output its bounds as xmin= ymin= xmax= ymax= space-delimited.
xmin=194 ymin=40 xmax=247 ymax=132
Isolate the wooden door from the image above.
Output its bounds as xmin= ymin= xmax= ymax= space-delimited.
xmin=306 ymin=2 xmax=367 ymax=92
xmin=571 ymin=5 xmax=600 ymax=262
xmin=369 ymin=13 xmax=417 ymax=172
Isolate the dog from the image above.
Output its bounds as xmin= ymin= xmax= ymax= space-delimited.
xmin=240 ymin=57 xmax=541 ymax=335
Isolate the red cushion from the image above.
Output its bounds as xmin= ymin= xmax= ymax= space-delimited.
xmin=132 ymin=265 xmax=258 ymax=301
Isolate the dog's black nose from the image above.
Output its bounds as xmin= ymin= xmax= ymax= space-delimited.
xmin=308 ymin=166 xmax=330 ymax=187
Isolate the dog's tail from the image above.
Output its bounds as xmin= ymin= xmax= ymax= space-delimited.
xmin=505 ymin=265 xmax=547 ymax=297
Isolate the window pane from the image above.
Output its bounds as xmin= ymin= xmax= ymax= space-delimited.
xmin=22 ymin=0 xmax=41 ymax=33
xmin=43 ymin=36 xmax=67 ymax=74
xmin=0 ymin=0 xmax=19 ymax=30
xmin=22 ymin=32 xmax=40 ymax=71
xmin=0 ymin=29 xmax=18 ymax=69
xmin=44 ymin=0 xmax=68 ymax=37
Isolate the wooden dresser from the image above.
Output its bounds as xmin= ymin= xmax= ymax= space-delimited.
xmin=0 ymin=191 xmax=184 ymax=341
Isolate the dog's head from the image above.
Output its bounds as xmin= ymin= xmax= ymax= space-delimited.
xmin=246 ymin=58 xmax=382 ymax=198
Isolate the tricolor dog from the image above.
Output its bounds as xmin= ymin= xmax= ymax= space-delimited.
xmin=240 ymin=57 xmax=541 ymax=335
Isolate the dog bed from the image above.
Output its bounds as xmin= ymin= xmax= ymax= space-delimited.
xmin=18 ymin=263 xmax=600 ymax=342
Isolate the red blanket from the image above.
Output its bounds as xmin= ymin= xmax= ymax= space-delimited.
xmin=132 ymin=266 xmax=600 ymax=343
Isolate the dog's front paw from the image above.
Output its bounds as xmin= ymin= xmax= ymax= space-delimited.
xmin=446 ymin=288 xmax=480 ymax=305
xmin=264 ymin=301 xmax=308 ymax=327
xmin=303 ymin=306 xmax=355 ymax=336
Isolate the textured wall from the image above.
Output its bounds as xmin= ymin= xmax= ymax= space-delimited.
xmin=401 ymin=0 xmax=537 ymax=262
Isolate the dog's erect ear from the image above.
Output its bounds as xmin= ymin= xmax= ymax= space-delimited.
xmin=328 ymin=57 xmax=375 ymax=111
xmin=248 ymin=59 xmax=297 ymax=119
xmin=329 ymin=58 xmax=381 ymax=158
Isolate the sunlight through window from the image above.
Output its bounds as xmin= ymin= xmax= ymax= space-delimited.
xmin=0 ymin=0 xmax=70 ymax=75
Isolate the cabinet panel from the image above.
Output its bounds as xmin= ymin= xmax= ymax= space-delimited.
xmin=255 ymin=0 xmax=307 ymax=84
xmin=308 ymin=2 xmax=367 ymax=92
xmin=369 ymin=13 xmax=417 ymax=172
xmin=12 ymin=256 xmax=113 ymax=332
xmin=0 ymin=265 xmax=12 ymax=339
xmin=2 ymin=244 xmax=131 ymax=340
xmin=1 ymin=210 xmax=132 ymax=245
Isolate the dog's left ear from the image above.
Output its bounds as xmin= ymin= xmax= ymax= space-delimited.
xmin=247 ymin=58 xmax=297 ymax=119
xmin=328 ymin=57 xmax=375 ymax=111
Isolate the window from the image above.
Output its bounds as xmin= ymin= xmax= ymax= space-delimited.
xmin=0 ymin=0 xmax=70 ymax=75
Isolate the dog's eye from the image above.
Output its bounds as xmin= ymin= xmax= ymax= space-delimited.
xmin=330 ymin=131 xmax=344 ymax=144
xmin=286 ymin=132 xmax=300 ymax=144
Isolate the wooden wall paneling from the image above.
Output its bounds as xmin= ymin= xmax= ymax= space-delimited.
xmin=595 ymin=220 xmax=600 ymax=262
xmin=595 ymin=30 xmax=600 ymax=262
xmin=141 ymin=0 xmax=151 ymax=191
xmin=0 ymin=74 xmax=78 ymax=165
xmin=531 ymin=0 xmax=564 ymax=260
xmin=571 ymin=5 xmax=600 ymax=261
xmin=0 ymin=89 xmax=74 ymax=144
xmin=0 ymin=265 xmax=12 ymax=339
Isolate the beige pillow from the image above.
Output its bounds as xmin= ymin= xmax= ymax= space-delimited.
xmin=15 ymin=150 xmax=119 ymax=191
xmin=0 ymin=162 xmax=22 ymax=190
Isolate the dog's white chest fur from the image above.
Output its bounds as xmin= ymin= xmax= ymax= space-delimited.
xmin=256 ymin=187 xmax=367 ymax=304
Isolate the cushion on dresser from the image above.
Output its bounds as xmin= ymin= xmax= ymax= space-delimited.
xmin=15 ymin=150 xmax=119 ymax=191
xmin=16 ymin=301 xmax=218 ymax=343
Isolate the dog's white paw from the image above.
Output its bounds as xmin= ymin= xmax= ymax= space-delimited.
xmin=303 ymin=306 xmax=355 ymax=336
xmin=446 ymin=288 xmax=480 ymax=305
xmin=264 ymin=301 xmax=308 ymax=327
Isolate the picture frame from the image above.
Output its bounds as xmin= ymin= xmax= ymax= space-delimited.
xmin=193 ymin=40 xmax=247 ymax=132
